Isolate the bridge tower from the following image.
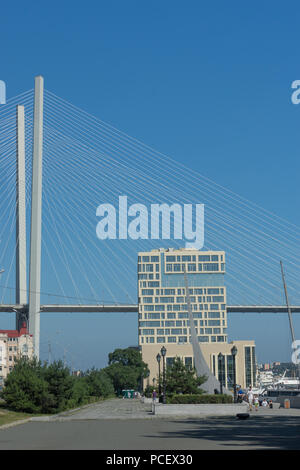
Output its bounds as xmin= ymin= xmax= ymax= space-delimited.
xmin=14 ymin=75 xmax=44 ymax=359
xmin=16 ymin=105 xmax=27 ymax=330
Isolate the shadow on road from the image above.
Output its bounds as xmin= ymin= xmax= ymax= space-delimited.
xmin=144 ymin=415 xmax=300 ymax=450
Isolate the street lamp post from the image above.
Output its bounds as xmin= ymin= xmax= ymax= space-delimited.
xmin=161 ymin=346 xmax=167 ymax=404
xmin=231 ymin=345 xmax=238 ymax=403
xmin=156 ymin=353 xmax=161 ymax=396
xmin=218 ymin=352 xmax=224 ymax=394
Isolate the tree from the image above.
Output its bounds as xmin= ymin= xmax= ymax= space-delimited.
xmin=0 ymin=358 xmax=115 ymax=414
xmin=84 ymin=368 xmax=114 ymax=397
xmin=165 ymin=357 xmax=206 ymax=396
xmin=41 ymin=360 xmax=74 ymax=413
xmin=104 ymin=347 xmax=149 ymax=394
xmin=1 ymin=358 xmax=50 ymax=413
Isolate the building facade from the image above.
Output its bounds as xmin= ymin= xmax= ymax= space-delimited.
xmin=0 ymin=322 xmax=34 ymax=388
xmin=138 ymin=248 xmax=256 ymax=390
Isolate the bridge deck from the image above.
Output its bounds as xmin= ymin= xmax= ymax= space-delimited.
xmin=1 ymin=304 xmax=300 ymax=313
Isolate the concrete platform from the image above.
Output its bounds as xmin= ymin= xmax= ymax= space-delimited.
xmin=153 ymin=403 xmax=248 ymax=416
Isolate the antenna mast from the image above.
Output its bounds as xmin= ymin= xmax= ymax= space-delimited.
xmin=280 ymin=260 xmax=300 ymax=388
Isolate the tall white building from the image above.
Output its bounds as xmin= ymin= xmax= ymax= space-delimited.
xmin=138 ymin=248 xmax=256 ymax=390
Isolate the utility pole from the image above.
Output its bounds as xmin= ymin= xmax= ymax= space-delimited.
xmin=48 ymin=340 xmax=52 ymax=364
xmin=63 ymin=348 xmax=66 ymax=368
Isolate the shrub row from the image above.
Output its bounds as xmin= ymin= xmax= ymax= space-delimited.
xmin=1 ymin=358 xmax=115 ymax=414
xmin=168 ymin=394 xmax=233 ymax=404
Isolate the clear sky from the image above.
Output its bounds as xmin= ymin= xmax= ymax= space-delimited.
xmin=1 ymin=1 xmax=300 ymax=369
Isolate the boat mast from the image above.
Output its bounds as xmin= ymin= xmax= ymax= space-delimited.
xmin=280 ymin=260 xmax=300 ymax=388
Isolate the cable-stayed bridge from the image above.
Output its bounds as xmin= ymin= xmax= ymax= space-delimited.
xmin=1 ymin=76 xmax=300 ymax=359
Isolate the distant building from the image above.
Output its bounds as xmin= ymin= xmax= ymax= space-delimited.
xmin=138 ymin=248 xmax=256 ymax=390
xmin=263 ymin=363 xmax=270 ymax=370
xmin=0 ymin=322 xmax=34 ymax=387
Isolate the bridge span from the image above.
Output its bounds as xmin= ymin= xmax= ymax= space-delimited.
xmin=1 ymin=304 xmax=300 ymax=314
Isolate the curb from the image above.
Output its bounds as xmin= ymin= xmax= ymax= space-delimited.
xmin=0 ymin=418 xmax=32 ymax=431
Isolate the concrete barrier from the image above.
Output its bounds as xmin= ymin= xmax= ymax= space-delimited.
xmin=153 ymin=403 xmax=248 ymax=416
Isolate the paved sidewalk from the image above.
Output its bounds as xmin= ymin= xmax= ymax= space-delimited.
xmin=35 ymin=398 xmax=154 ymax=421
xmin=31 ymin=398 xmax=300 ymax=422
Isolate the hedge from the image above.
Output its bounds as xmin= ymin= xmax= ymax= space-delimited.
xmin=168 ymin=394 xmax=233 ymax=404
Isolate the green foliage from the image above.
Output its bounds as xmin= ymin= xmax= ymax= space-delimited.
xmin=1 ymin=358 xmax=49 ymax=413
xmin=165 ymin=357 xmax=206 ymax=396
xmin=0 ymin=358 xmax=115 ymax=414
xmin=84 ymin=368 xmax=114 ymax=397
xmin=104 ymin=347 xmax=149 ymax=394
xmin=144 ymin=384 xmax=155 ymax=398
xmin=41 ymin=360 xmax=74 ymax=413
xmin=168 ymin=394 xmax=233 ymax=404
xmin=67 ymin=377 xmax=90 ymax=409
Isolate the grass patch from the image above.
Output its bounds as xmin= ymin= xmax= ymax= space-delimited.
xmin=0 ymin=408 xmax=33 ymax=427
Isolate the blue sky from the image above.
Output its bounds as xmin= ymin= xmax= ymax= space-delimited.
xmin=1 ymin=1 xmax=300 ymax=369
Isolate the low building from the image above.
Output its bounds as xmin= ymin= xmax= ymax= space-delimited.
xmin=0 ymin=322 xmax=34 ymax=387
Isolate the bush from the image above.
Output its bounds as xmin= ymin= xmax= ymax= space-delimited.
xmin=168 ymin=394 xmax=233 ymax=404
xmin=1 ymin=358 xmax=49 ymax=413
xmin=0 ymin=358 xmax=115 ymax=414
xmin=84 ymin=368 xmax=115 ymax=398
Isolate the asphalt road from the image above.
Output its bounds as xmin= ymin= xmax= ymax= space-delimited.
xmin=0 ymin=399 xmax=300 ymax=450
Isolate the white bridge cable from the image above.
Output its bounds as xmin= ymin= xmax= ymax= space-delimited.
xmin=45 ymin=90 xmax=300 ymax=240
xmin=19 ymin=116 xmax=138 ymax=302
xmin=40 ymin=116 xmax=300 ymax=304
xmin=41 ymin=130 xmax=294 ymax=306
xmin=42 ymin=99 xmax=300 ymax=277
xmin=0 ymin=89 xmax=300 ymax=307
xmin=40 ymin=147 xmax=298 ymax=302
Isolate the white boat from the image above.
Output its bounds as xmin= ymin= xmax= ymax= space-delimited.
xmin=273 ymin=370 xmax=300 ymax=388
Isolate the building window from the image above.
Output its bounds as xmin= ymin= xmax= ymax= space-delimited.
xmin=167 ymin=337 xmax=176 ymax=343
xmin=185 ymin=357 xmax=193 ymax=369
xmin=166 ymin=357 xmax=174 ymax=367
xmin=157 ymin=337 xmax=165 ymax=343
xmin=218 ymin=354 xmax=226 ymax=388
xmin=198 ymin=255 xmax=210 ymax=261
xmin=245 ymin=347 xmax=252 ymax=387
xmin=198 ymin=336 xmax=209 ymax=342
xmin=227 ymin=355 xmax=234 ymax=388
xmin=188 ymin=263 xmax=196 ymax=271
xmin=252 ymin=346 xmax=256 ymax=385
xmin=203 ymin=263 xmax=219 ymax=271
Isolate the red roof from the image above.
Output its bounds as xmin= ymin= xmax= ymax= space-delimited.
xmin=0 ymin=322 xmax=32 ymax=338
